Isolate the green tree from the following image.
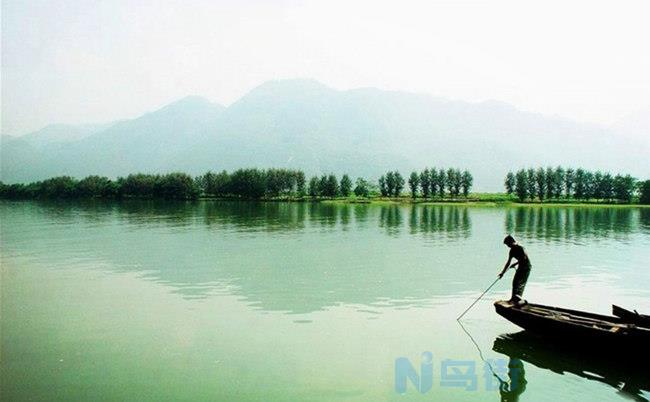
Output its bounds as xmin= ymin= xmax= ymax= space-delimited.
xmin=202 ymin=170 xmax=231 ymax=196
xmin=408 ymin=171 xmax=420 ymax=198
xmin=393 ymin=171 xmax=405 ymax=197
xmin=593 ymin=171 xmax=604 ymax=200
xmin=639 ymin=180 xmax=650 ymax=204
xmin=545 ymin=167 xmax=554 ymax=199
xmin=76 ymin=175 xmax=115 ymax=198
xmin=429 ymin=168 xmax=438 ymax=197
xmin=318 ymin=175 xmax=329 ymax=196
xmin=553 ymin=167 xmax=565 ymax=198
xmin=535 ymin=168 xmax=546 ymax=201
xmin=515 ymin=169 xmax=528 ymax=201
xmin=526 ymin=168 xmax=536 ymax=201
xmin=339 ymin=174 xmax=352 ymax=197
xmin=155 ymin=172 xmax=199 ymax=199
xmin=574 ymin=168 xmax=587 ymax=200
xmin=446 ymin=168 xmax=455 ymax=196
xmin=461 ymin=170 xmax=473 ymax=197
xmin=38 ymin=176 xmax=78 ymax=198
xmin=504 ymin=172 xmax=515 ymax=195
xmin=308 ymin=176 xmax=319 ymax=197
xmin=118 ymin=174 xmax=158 ymax=197
xmin=584 ymin=171 xmax=595 ymax=200
xmin=325 ymin=174 xmax=339 ymax=198
xmin=354 ymin=178 xmax=370 ymax=197
xmin=420 ymin=168 xmax=431 ymax=198
xmin=601 ymin=173 xmax=614 ymax=201
xmin=564 ymin=168 xmax=575 ymax=197
xmin=295 ymin=171 xmax=306 ymax=196
xmin=378 ymin=175 xmax=388 ymax=196
xmin=437 ymin=169 xmax=446 ymax=197
xmin=613 ymin=174 xmax=636 ymax=203
xmin=385 ymin=172 xmax=396 ymax=196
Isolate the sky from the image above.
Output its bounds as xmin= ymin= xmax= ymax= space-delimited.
xmin=2 ymin=0 xmax=650 ymax=136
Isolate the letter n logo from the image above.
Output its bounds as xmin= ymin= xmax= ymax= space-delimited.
xmin=394 ymin=352 xmax=433 ymax=394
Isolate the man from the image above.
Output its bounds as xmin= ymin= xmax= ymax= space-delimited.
xmin=498 ymin=235 xmax=531 ymax=305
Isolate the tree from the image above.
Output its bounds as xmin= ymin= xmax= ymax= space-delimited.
xmin=446 ymin=168 xmax=455 ymax=196
xmin=228 ymin=168 xmax=266 ymax=198
xmin=553 ymin=167 xmax=565 ymax=199
xmin=295 ymin=171 xmax=306 ymax=196
xmin=408 ymin=171 xmax=420 ymax=198
xmin=584 ymin=171 xmax=595 ymax=200
xmin=515 ymin=169 xmax=528 ymax=201
xmin=535 ymin=168 xmax=546 ymax=201
xmin=601 ymin=173 xmax=614 ymax=202
xmin=429 ymin=168 xmax=438 ymax=197
xmin=36 ymin=176 xmax=78 ymax=198
xmin=308 ymin=176 xmax=319 ymax=197
xmin=325 ymin=174 xmax=339 ymax=198
xmin=504 ymin=172 xmax=515 ymax=195
xmin=461 ymin=170 xmax=473 ymax=197
xmin=386 ymin=172 xmax=396 ymax=196
xmin=393 ymin=171 xmax=405 ymax=197
xmin=339 ymin=174 xmax=352 ymax=197
xmin=526 ymin=169 xmax=536 ymax=201
xmin=202 ymin=170 xmax=231 ymax=196
xmin=118 ymin=174 xmax=158 ymax=197
xmin=613 ymin=174 xmax=636 ymax=203
xmin=437 ymin=169 xmax=446 ymax=197
xmin=76 ymin=175 xmax=114 ymax=198
xmin=420 ymin=168 xmax=431 ymax=198
xmin=574 ymin=168 xmax=586 ymax=200
xmin=378 ymin=175 xmax=388 ymax=197
xmin=565 ymin=168 xmax=575 ymax=197
xmin=639 ymin=180 xmax=650 ymax=204
xmin=354 ymin=178 xmax=370 ymax=198
xmin=593 ymin=171 xmax=605 ymax=200
xmin=155 ymin=172 xmax=199 ymax=199
xmin=545 ymin=167 xmax=555 ymax=200
xmin=318 ymin=174 xmax=329 ymax=196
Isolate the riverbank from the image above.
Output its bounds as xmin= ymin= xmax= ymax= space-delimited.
xmin=196 ymin=193 xmax=649 ymax=207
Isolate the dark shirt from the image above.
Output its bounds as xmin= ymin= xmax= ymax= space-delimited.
xmin=509 ymin=244 xmax=530 ymax=267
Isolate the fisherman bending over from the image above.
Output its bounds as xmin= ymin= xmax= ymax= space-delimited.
xmin=498 ymin=235 xmax=531 ymax=305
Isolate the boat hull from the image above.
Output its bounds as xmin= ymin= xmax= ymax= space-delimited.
xmin=494 ymin=300 xmax=650 ymax=349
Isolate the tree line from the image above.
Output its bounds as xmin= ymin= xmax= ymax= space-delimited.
xmin=0 ymin=173 xmax=200 ymax=200
xmin=504 ymin=167 xmax=645 ymax=203
xmin=0 ymin=169 xmax=373 ymax=200
xmin=379 ymin=168 xmax=473 ymax=198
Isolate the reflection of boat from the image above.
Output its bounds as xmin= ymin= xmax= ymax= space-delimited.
xmin=493 ymin=331 xmax=650 ymax=402
xmin=494 ymin=301 xmax=650 ymax=350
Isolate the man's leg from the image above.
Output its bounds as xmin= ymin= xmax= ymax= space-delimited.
xmin=512 ymin=267 xmax=531 ymax=302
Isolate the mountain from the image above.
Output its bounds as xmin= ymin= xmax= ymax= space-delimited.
xmin=20 ymin=122 xmax=115 ymax=148
xmin=2 ymin=80 xmax=648 ymax=190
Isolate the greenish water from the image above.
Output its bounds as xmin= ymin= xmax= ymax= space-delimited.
xmin=1 ymin=200 xmax=649 ymax=401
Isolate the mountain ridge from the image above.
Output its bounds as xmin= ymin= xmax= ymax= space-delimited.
xmin=2 ymin=80 xmax=647 ymax=190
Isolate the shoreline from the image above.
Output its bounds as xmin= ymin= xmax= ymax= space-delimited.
xmin=2 ymin=195 xmax=648 ymax=208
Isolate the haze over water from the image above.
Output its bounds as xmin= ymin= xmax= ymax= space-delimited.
xmin=2 ymin=200 xmax=649 ymax=401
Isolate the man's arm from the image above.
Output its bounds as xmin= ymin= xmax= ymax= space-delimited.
xmin=498 ymin=256 xmax=513 ymax=278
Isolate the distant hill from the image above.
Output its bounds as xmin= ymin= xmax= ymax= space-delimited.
xmin=2 ymin=79 xmax=648 ymax=190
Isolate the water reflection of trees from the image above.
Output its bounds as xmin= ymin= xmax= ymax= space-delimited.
xmin=504 ymin=207 xmax=640 ymax=241
xmin=16 ymin=200 xmax=480 ymax=312
xmin=407 ymin=205 xmax=471 ymax=240
xmin=493 ymin=332 xmax=650 ymax=402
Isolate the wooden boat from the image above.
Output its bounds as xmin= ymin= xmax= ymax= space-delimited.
xmin=494 ymin=300 xmax=650 ymax=349
xmin=612 ymin=304 xmax=650 ymax=327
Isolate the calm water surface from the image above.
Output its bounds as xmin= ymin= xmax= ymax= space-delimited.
xmin=2 ymin=200 xmax=649 ymax=401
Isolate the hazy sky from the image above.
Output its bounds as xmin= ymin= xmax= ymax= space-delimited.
xmin=2 ymin=0 xmax=650 ymax=135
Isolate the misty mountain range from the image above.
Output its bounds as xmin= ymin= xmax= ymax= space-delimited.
xmin=2 ymin=79 xmax=648 ymax=191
